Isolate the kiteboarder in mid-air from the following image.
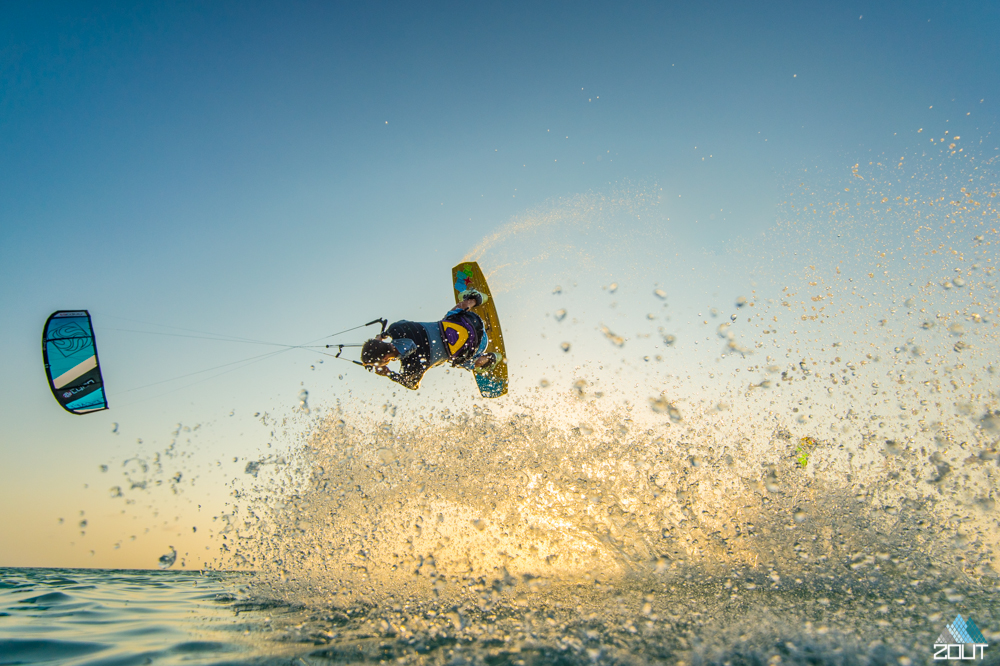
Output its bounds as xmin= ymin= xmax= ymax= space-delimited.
xmin=361 ymin=289 xmax=501 ymax=390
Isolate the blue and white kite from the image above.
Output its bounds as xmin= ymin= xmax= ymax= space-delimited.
xmin=42 ymin=310 xmax=108 ymax=414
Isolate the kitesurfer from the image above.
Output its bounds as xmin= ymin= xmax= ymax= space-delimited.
xmin=361 ymin=290 xmax=501 ymax=390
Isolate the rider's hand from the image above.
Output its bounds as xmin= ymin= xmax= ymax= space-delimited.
xmin=374 ymin=365 xmax=391 ymax=376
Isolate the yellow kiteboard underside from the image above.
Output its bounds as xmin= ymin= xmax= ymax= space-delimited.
xmin=451 ymin=261 xmax=508 ymax=398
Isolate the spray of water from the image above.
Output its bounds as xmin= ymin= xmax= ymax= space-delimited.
xmin=114 ymin=146 xmax=1000 ymax=662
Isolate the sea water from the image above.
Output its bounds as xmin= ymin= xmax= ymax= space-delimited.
xmin=3 ymin=562 xmax=995 ymax=665
xmin=0 ymin=568 xmax=253 ymax=665
xmin=5 ymin=153 xmax=1000 ymax=665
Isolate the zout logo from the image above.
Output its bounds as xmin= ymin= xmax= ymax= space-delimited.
xmin=934 ymin=614 xmax=988 ymax=661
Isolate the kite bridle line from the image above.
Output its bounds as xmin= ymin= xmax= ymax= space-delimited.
xmin=102 ymin=314 xmax=390 ymax=401
xmin=322 ymin=317 xmax=387 ymax=342
xmin=98 ymin=314 xmax=389 ymax=354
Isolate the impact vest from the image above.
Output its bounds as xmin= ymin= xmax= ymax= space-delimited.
xmin=440 ymin=310 xmax=485 ymax=365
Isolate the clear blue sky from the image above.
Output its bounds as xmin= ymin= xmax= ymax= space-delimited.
xmin=1 ymin=1 xmax=998 ymax=567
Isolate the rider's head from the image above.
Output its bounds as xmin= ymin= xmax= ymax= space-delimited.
xmin=361 ymin=339 xmax=396 ymax=367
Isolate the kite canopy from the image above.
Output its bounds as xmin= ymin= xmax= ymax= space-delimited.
xmin=42 ymin=310 xmax=108 ymax=414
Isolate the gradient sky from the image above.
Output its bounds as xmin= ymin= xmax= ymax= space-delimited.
xmin=2 ymin=1 xmax=998 ymax=568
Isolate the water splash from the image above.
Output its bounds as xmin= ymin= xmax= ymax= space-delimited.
xmin=157 ymin=546 xmax=177 ymax=569
xmin=213 ymin=149 xmax=1000 ymax=661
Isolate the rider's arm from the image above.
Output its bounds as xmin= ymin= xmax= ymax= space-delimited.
xmin=446 ymin=298 xmax=478 ymax=318
xmin=453 ymin=359 xmax=476 ymax=372
xmin=382 ymin=368 xmax=421 ymax=390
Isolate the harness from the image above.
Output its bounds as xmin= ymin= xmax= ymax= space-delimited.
xmin=440 ymin=310 xmax=486 ymax=365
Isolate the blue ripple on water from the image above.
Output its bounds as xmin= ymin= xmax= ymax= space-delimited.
xmin=17 ymin=592 xmax=75 ymax=606
xmin=0 ymin=638 xmax=108 ymax=664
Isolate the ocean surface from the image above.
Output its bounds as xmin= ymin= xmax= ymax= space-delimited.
xmin=2 ymin=561 xmax=999 ymax=665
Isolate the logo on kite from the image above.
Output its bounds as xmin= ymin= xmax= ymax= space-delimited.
xmin=62 ymin=379 xmax=96 ymax=399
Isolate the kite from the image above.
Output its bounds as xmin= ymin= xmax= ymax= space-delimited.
xmin=42 ymin=310 xmax=108 ymax=414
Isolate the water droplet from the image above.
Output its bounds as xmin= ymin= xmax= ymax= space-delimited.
xmin=735 ymin=296 xmax=748 ymax=307
xmin=298 ymin=389 xmax=310 ymax=414
xmin=111 ymin=422 xmax=119 ymax=434
xmin=158 ymin=546 xmax=177 ymax=569
xmin=793 ymin=508 xmax=808 ymax=523
xmin=554 ymin=309 xmax=567 ymax=321
xmin=608 ymin=282 xmax=618 ymax=293
xmin=650 ymin=396 xmax=682 ymax=422
xmin=560 ymin=342 xmax=571 ymax=352
xmin=980 ymin=411 xmax=1000 ymax=432
xmin=653 ymin=288 xmax=667 ymax=300
xmin=600 ymin=325 xmax=625 ymax=347
xmin=884 ymin=440 xmax=903 ymax=456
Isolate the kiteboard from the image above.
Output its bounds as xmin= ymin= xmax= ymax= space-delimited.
xmin=452 ymin=261 xmax=508 ymax=398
